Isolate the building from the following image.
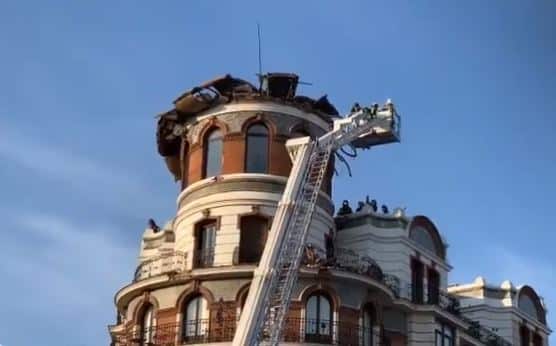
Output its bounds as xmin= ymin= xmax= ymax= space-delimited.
xmin=109 ymin=73 xmax=550 ymax=346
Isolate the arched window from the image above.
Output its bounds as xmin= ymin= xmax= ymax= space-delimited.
xmin=410 ymin=226 xmax=438 ymax=254
xmin=245 ymin=124 xmax=269 ymax=173
xmin=203 ymin=128 xmax=223 ymax=178
xmin=305 ymin=292 xmax=332 ymax=343
xmin=182 ymin=295 xmax=209 ymax=342
xmin=237 ymin=288 xmax=250 ymax=319
xmin=239 ymin=215 xmax=269 ymax=264
xmin=140 ymin=304 xmax=154 ymax=345
xmin=180 ymin=140 xmax=189 ymax=189
xmin=519 ymin=294 xmax=538 ymax=318
xmin=362 ymin=304 xmax=375 ymax=346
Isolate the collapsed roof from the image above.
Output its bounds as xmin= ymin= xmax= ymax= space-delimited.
xmin=157 ymin=73 xmax=339 ymax=163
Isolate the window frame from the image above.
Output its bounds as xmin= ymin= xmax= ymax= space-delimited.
xmin=411 ymin=258 xmax=425 ymax=304
xmin=182 ymin=295 xmax=210 ymax=342
xmin=362 ymin=304 xmax=375 ymax=346
xmin=238 ymin=214 xmax=269 ymax=264
xmin=245 ymin=123 xmax=270 ymax=174
xmin=194 ymin=220 xmax=217 ymax=268
xmin=304 ymin=292 xmax=333 ymax=343
xmin=202 ymin=128 xmax=223 ymax=179
xmin=139 ymin=304 xmax=155 ymax=346
xmin=435 ymin=323 xmax=454 ymax=346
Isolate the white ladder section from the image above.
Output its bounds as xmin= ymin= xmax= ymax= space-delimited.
xmin=233 ymin=102 xmax=400 ymax=346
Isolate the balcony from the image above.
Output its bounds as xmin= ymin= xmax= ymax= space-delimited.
xmin=391 ymin=282 xmax=460 ymax=315
xmin=193 ymin=249 xmax=215 ymax=269
xmin=459 ymin=316 xmax=512 ymax=346
xmin=113 ymin=318 xmax=374 ymax=346
xmin=134 ymin=251 xmax=188 ymax=282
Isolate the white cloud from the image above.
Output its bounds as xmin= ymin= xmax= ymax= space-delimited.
xmin=0 ymin=212 xmax=136 ymax=345
xmin=0 ymin=125 xmax=168 ymax=216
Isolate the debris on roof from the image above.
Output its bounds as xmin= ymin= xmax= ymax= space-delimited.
xmin=156 ymin=73 xmax=340 ymax=179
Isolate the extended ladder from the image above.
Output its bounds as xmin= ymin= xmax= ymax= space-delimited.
xmin=233 ymin=102 xmax=400 ymax=346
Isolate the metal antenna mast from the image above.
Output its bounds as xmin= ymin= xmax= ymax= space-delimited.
xmin=257 ymin=23 xmax=263 ymax=90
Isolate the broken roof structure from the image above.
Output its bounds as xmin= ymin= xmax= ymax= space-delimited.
xmin=156 ymin=73 xmax=339 ymax=159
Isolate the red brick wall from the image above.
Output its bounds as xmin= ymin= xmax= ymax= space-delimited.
xmin=182 ymin=116 xmax=333 ymax=199
xmin=210 ymin=300 xmax=237 ymax=342
xmin=188 ymin=145 xmax=203 ymax=183
xmin=222 ymin=136 xmax=245 ymax=174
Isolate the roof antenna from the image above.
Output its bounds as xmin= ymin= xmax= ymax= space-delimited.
xmin=257 ymin=23 xmax=264 ymax=91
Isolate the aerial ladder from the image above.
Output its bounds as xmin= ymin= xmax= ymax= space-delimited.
xmin=232 ymin=100 xmax=401 ymax=346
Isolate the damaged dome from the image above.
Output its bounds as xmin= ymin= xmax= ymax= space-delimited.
xmin=156 ymin=73 xmax=339 ymax=162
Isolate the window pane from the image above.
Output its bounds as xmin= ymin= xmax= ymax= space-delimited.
xmin=410 ymin=226 xmax=438 ymax=254
xmin=201 ymin=224 xmax=216 ymax=250
xmin=246 ymin=124 xmax=268 ymax=173
xmin=239 ymin=216 xmax=268 ymax=263
xmin=319 ymin=296 xmax=331 ymax=335
xmin=185 ymin=297 xmax=208 ymax=337
xmin=435 ymin=331 xmax=443 ymax=346
xmin=205 ymin=129 xmax=222 ymax=177
xmin=306 ymin=295 xmax=318 ymax=320
xmin=363 ymin=309 xmax=373 ymax=346
xmin=519 ymin=293 xmax=539 ymax=320
xmin=142 ymin=306 xmax=154 ymax=344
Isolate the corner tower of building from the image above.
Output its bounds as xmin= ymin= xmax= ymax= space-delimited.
xmin=157 ymin=73 xmax=336 ymax=270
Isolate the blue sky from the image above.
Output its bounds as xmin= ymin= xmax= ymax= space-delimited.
xmin=1 ymin=1 xmax=554 ymax=345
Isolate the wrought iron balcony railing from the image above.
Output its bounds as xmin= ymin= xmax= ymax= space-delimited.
xmin=459 ymin=316 xmax=512 ymax=346
xmin=394 ymin=283 xmax=460 ymax=315
xmin=134 ymin=251 xmax=187 ymax=282
xmin=193 ymin=248 xmax=215 ymax=268
xmin=113 ymin=318 xmax=376 ymax=346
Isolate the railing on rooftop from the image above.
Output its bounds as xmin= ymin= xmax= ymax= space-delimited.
xmin=113 ymin=318 xmax=376 ymax=346
xmin=459 ymin=316 xmax=512 ymax=346
xmin=134 ymin=251 xmax=187 ymax=282
xmin=393 ymin=282 xmax=460 ymax=315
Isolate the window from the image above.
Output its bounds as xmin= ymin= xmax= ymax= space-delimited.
xmin=435 ymin=324 xmax=454 ymax=346
xmin=411 ymin=259 xmax=424 ymax=304
xmin=237 ymin=288 xmax=250 ymax=319
xmin=182 ymin=296 xmax=209 ymax=342
xmin=194 ymin=221 xmax=216 ymax=268
xmin=239 ymin=216 xmax=269 ymax=264
xmin=140 ymin=304 xmax=154 ymax=345
xmin=519 ymin=292 xmax=540 ymax=321
xmin=245 ymin=124 xmax=269 ymax=173
xmin=203 ymin=128 xmax=222 ymax=178
xmin=180 ymin=141 xmax=189 ymax=189
xmin=362 ymin=305 xmax=374 ymax=346
xmin=428 ymin=268 xmax=440 ymax=305
xmin=520 ymin=326 xmax=530 ymax=346
xmin=533 ymin=333 xmax=543 ymax=346
xmin=305 ymin=293 xmax=332 ymax=343
xmin=410 ymin=226 xmax=438 ymax=254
